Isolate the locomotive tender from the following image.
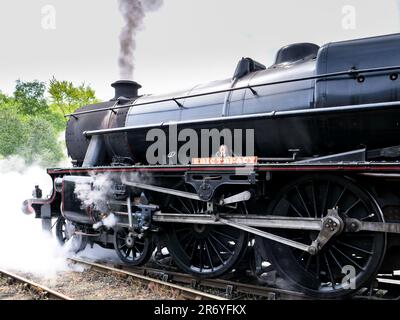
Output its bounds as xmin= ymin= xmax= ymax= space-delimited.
xmin=23 ymin=33 xmax=400 ymax=298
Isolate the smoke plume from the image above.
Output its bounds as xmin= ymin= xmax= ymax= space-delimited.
xmin=118 ymin=0 xmax=164 ymax=79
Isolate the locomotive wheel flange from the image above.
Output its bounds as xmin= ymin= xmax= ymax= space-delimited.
xmin=259 ymin=174 xmax=387 ymax=299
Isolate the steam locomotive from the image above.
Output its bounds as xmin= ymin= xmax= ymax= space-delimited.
xmin=24 ymin=33 xmax=400 ymax=299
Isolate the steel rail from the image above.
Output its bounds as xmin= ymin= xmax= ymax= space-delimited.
xmin=69 ymin=258 xmax=308 ymax=300
xmin=124 ymin=266 xmax=308 ymax=300
xmin=68 ymin=258 xmax=400 ymax=300
xmin=65 ymin=65 xmax=400 ymax=118
xmin=68 ymin=258 xmax=226 ymax=300
xmin=67 ymin=258 xmax=400 ymax=300
xmin=0 ymin=268 xmax=73 ymax=300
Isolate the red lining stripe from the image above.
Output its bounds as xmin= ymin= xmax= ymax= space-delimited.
xmin=47 ymin=165 xmax=400 ymax=175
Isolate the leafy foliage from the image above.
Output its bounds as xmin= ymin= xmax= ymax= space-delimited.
xmin=18 ymin=117 xmax=64 ymax=167
xmin=49 ymin=77 xmax=99 ymax=115
xmin=0 ymin=79 xmax=99 ymax=167
xmin=0 ymin=109 xmax=27 ymax=156
xmin=14 ymin=80 xmax=49 ymax=115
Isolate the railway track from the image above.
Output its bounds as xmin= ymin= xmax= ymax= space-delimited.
xmin=2 ymin=259 xmax=399 ymax=300
xmin=68 ymin=258 xmax=226 ymax=300
xmin=68 ymin=257 xmax=400 ymax=300
xmin=68 ymin=257 xmax=307 ymax=300
xmin=0 ymin=268 xmax=72 ymax=300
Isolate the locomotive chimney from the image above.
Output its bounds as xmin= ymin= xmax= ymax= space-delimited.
xmin=111 ymin=80 xmax=142 ymax=100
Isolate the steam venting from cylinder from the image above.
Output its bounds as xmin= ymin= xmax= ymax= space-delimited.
xmin=118 ymin=0 xmax=164 ymax=80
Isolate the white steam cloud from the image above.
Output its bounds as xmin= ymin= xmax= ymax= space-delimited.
xmin=74 ymin=172 xmax=119 ymax=231
xmin=0 ymin=157 xmax=120 ymax=277
xmin=0 ymin=157 xmax=70 ymax=277
xmin=74 ymin=173 xmax=114 ymax=214
xmin=73 ymin=171 xmax=153 ymax=230
xmin=118 ymin=0 xmax=164 ymax=79
xmin=0 ymin=155 xmax=156 ymax=279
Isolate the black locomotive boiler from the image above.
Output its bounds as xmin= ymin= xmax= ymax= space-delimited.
xmin=23 ymin=33 xmax=400 ymax=299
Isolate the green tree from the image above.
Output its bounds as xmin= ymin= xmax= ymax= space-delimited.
xmin=0 ymin=78 xmax=99 ymax=167
xmin=0 ymin=91 xmax=9 ymax=105
xmin=48 ymin=77 xmax=99 ymax=115
xmin=14 ymin=80 xmax=49 ymax=115
xmin=18 ymin=117 xmax=64 ymax=166
xmin=0 ymin=109 xmax=28 ymax=156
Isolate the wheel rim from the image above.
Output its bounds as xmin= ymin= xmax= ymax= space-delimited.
xmin=164 ymin=186 xmax=248 ymax=278
xmin=261 ymin=175 xmax=386 ymax=298
xmin=56 ymin=217 xmax=88 ymax=253
xmin=56 ymin=217 xmax=68 ymax=245
xmin=70 ymin=234 xmax=88 ymax=253
xmin=114 ymin=228 xmax=153 ymax=266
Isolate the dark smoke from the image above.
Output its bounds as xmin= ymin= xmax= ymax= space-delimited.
xmin=118 ymin=0 xmax=164 ymax=80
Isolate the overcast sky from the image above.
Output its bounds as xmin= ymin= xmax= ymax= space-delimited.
xmin=0 ymin=0 xmax=400 ymax=101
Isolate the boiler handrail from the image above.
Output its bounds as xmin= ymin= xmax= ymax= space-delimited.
xmin=65 ymin=65 xmax=400 ymax=118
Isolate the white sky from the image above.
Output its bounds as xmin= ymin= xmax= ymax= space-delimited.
xmin=0 ymin=0 xmax=400 ymax=101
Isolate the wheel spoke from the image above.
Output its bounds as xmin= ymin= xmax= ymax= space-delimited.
xmin=321 ymin=181 xmax=330 ymax=218
xmin=328 ymin=249 xmax=343 ymax=271
xmin=133 ymin=245 xmax=140 ymax=253
xmin=204 ymin=241 xmax=214 ymax=271
xmin=199 ymin=241 xmax=204 ymax=271
xmin=135 ymin=240 xmax=145 ymax=246
xmin=331 ymin=245 xmax=364 ymax=270
xmin=211 ymin=229 xmax=237 ymax=242
xmin=188 ymin=199 xmax=197 ymax=214
xmin=189 ymin=240 xmax=197 ymax=261
xmin=333 ymin=188 xmax=347 ymax=208
xmin=311 ymin=181 xmax=318 ymax=218
xmin=324 ymin=253 xmax=336 ymax=288
xmin=169 ymin=204 xmax=185 ymax=215
xmin=178 ymin=197 xmax=192 ymax=214
xmin=305 ymin=254 xmax=312 ymax=271
xmin=183 ymin=236 xmax=195 ymax=251
xmin=209 ymin=233 xmax=233 ymax=255
xmin=336 ymin=240 xmax=373 ymax=255
xmin=283 ymin=198 xmax=304 ymax=217
xmin=343 ymin=199 xmax=362 ymax=217
xmin=360 ymin=213 xmax=376 ymax=221
xmin=207 ymin=238 xmax=225 ymax=265
xmin=315 ymin=255 xmax=320 ymax=280
xmin=295 ymin=186 xmax=312 ymax=217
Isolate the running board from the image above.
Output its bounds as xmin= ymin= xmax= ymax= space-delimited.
xmin=295 ymin=148 xmax=366 ymax=163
